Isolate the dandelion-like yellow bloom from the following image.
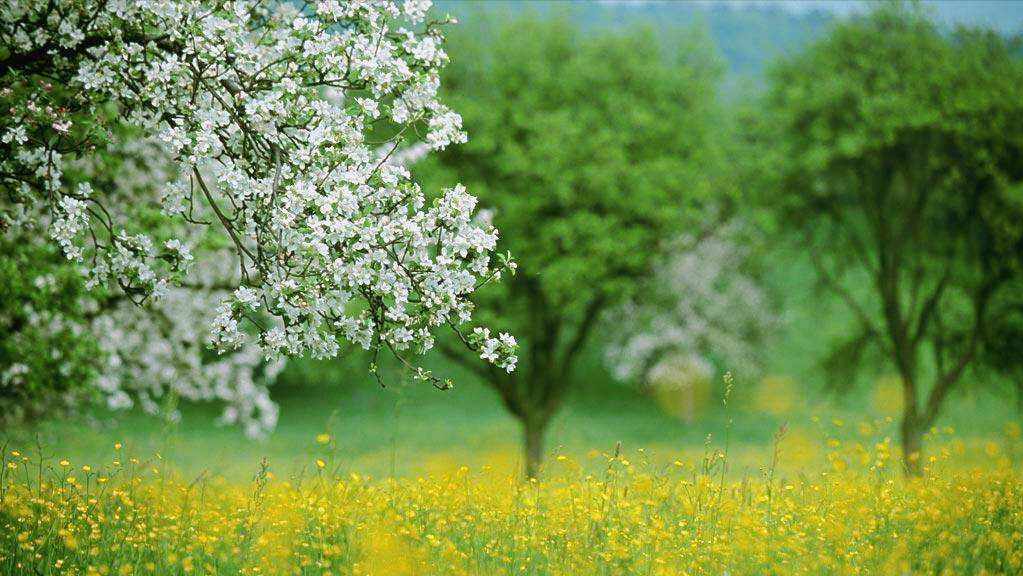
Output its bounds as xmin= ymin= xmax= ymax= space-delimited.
xmin=1 ymin=431 xmax=1021 ymax=576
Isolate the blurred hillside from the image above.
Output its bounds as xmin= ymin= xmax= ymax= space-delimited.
xmin=436 ymin=0 xmax=832 ymax=87
xmin=437 ymin=0 xmax=1023 ymax=88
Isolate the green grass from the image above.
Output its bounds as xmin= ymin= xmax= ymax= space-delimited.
xmin=3 ymin=356 xmax=1016 ymax=483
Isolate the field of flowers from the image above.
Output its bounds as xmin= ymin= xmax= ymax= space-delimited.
xmin=2 ymin=424 xmax=1022 ymax=576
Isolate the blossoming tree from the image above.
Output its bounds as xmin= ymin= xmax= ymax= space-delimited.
xmin=0 ymin=0 xmax=516 ymax=435
xmin=606 ymin=217 xmax=776 ymax=393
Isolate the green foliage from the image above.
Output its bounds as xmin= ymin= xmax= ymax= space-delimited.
xmin=757 ymin=4 xmax=1023 ymax=469
xmin=0 ymin=233 xmax=99 ymax=421
xmin=415 ymin=16 xmax=722 ymax=474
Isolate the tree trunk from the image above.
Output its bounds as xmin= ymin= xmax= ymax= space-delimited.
xmin=522 ymin=416 xmax=549 ymax=480
xmin=896 ymin=359 xmax=924 ymax=477
xmin=901 ymin=412 xmax=924 ymax=476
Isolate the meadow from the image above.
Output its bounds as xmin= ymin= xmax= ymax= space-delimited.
xmin=4 ymin=252 xmax=1017 ymax=482
xmin=3 ymin=419 xmax=1021 ymax=576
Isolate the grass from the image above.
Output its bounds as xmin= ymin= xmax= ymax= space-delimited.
xmin=4 ymin=351 xmax=1017 ymax=484
xmin=1 ymin=244 xmax=1016 ymax=488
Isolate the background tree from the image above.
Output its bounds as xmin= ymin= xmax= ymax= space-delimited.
xmin=0 ymin=135 xmax=282 ymax=434
xmin=605 ymin=215 xmax=776 ymax=391
xmin=758 ymin=5 xmax=1023 ymax=474
xmin=417 ymin=16 xmax=722 ymax=477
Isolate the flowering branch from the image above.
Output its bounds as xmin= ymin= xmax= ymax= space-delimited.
xmin=0 ymin=0 xmax=517 ymax=435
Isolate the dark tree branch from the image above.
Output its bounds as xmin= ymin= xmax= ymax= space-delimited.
xmin=192 ymin=167 xmax=254 ymax=281
xmin=807 ymin=236 xmax=883 ymax=346
xmin=557 ymin=295 xmax=608 ymax=381
xmin=435 ymin=339 xmax=493 ymax=382
xmin=922 ymin=281 xmax=999 ymax=427
xmin=910 ymin=267 xmax=950 ymax=349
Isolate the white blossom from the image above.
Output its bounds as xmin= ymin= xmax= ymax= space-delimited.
xmin=606 ymin=218 xmax=776 ymax=385
xmin=0 ymin=0 xmax=517 ymax=430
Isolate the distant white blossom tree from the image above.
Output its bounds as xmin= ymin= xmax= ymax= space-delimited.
xmin=607 ymin=218 xmax=775 ymax=390
xmin=0 ymin=0 xmax=516 ymax=435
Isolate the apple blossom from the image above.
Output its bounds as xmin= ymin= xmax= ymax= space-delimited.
xmin=0 ymin=0 xmax=516 ymax=433
xmin=606 ymin=218 xmax=775 ymax=386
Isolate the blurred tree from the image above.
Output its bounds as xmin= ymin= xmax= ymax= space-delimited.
xmin=417 ymin=16 xmax=722 ymax=477
xmin=604 ymin=214 xmax=777 ymax=392
xmin=759 ymin=5 xmax=1023 ymax=474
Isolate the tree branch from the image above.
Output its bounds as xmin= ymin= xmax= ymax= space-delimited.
xmin=557 ymin=295 xmax=607 ymax=381
xmin=922 ymin=281 xmax=998 ymax=427
xmin=192 ymin=167 xmax=254 ymax=282
xmin=807 ymin=236 xmax=883 ymax=346
xmin=910 ymin=267 xmax=950 ymax=349
xmin=435 ymin=339 xmax=494 ymax=382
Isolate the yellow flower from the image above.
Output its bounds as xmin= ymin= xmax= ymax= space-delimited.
xmin=1 ymin=432 xmax=1020 ymax=576
xmin=984 ymin=442 xmax=1000 ymax=457
xmin=316 ymin=433 xmax=331 ymax=445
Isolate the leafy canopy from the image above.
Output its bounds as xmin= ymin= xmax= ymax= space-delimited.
xmin=423 ymin=16 xmax=719 ymax=334
xmin=416 ymin=15 xmax=722 ymax=477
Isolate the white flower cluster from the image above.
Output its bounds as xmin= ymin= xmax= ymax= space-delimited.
xmin=606 ymin=219 xmax=776 ymax=384
xmin=1 ymin=129 xmax=282 ymax=436
xmin=90 ymin=276 xmax=283 ymax=439
xmin=1 ymin=0 xmax=517 ymax=411
xmin=470 ymin=327 xmax=518 ymax=373
xmin=51 ymin=191 xmax=90 ymax=262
